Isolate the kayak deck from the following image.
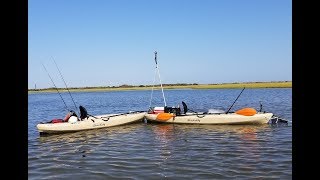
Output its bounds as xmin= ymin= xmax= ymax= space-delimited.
xmin=145 ymin=112 xmax=273 ymax=125
xmin=37 ymin=112 xmax=146 ymax=134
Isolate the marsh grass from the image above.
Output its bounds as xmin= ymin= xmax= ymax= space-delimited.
xmin=29 ymin=81 xmax=291 ymax=93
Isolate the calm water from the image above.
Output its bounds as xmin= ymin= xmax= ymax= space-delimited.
xmin=28 ymin=88 xmax=292 ymax=179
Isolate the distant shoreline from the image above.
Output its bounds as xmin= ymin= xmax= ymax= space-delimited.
xmin=28 ymin=81 xmax=291 ymax=93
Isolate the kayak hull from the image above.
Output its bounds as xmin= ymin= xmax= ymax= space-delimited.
xmin=145 ymin=112 xmax=273 ymax=125
xmin=37 ymin=112 xmax=146 ymax=134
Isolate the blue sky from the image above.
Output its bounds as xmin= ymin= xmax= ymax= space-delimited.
xmin=28 ymin=0 xmax=292 ymax=89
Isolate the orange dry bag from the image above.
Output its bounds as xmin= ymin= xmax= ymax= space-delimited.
xmin=235 ymin=108 xmax=257 ymax=116
xmin=156 ymin=113 xmax=175 ymax=121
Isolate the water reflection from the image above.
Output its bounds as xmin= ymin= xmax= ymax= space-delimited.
xmin=152 ymin=124 xmax=175 ymax=157
xmin=150 ymin=124 xmax=176 ymax=177
xmin=152 ymin=124 xmax=175 ymax=143
xmin=150 ymin=124 xmax=270 ymax=155
xmin=234 ymin=126 xmax=263 ymax=172
xmin=150 ymin=123 xmax=270 ymax=134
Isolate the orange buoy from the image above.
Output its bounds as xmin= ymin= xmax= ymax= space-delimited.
xmin=235 ymin=108 xmax=257 ymax=116
xmin=156 ymin=113 xmax=175 ymax=121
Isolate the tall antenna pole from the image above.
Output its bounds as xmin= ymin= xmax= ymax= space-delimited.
xmin=154 ymin=51 xmax=167 ymax=106
xmin=52 ymin=57 xmax=79 ymax=115
xmin=41 ymin=63 xmax=69 ymax=112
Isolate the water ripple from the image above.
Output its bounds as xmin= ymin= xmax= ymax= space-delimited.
xmin=29 ymin=89 xmax=291 ymax=179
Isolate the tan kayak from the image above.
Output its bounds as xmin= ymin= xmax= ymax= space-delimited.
xmin=37 ymin=111 xmax=146 ymax=134
xmin=145 ymin=112 xmax=273 ymax=125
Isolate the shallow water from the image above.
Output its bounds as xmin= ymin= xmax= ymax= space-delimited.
xmin=28 ymin=88 xmax=292 ymax=179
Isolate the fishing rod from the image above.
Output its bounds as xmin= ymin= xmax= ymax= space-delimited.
xmin=41 ymin=63 xmax=69 ymax=112
xmin=225 ymin=87 xmax=245 ymax=114
xmin=52 ymin=57 xmax=79 ymax=115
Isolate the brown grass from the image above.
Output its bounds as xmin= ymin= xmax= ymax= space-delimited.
xmin=28 ymin=81 xmax=291 ymax=93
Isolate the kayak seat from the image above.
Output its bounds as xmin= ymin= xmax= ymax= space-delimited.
xmin=51 ymin=119 xmax=65 ymax=123
xmin=79 ymin=105 xmax=89 ymax=120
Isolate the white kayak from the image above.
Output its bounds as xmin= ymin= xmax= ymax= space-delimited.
xmin=145 ymin=112 xmax=273 ymax=125
xmin=37 ymin=111 xmax=146 ymax=134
